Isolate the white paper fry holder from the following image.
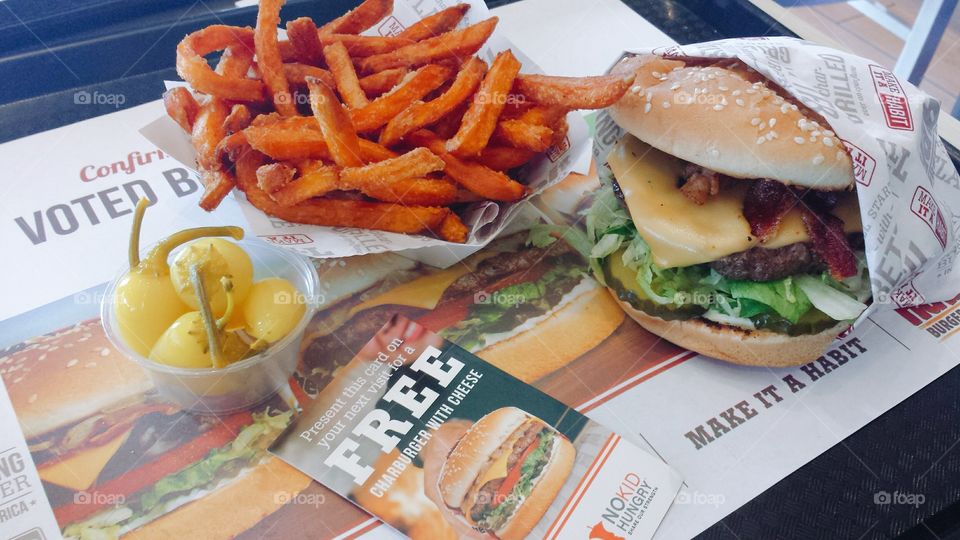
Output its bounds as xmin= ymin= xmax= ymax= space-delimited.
xmin=140 ymin=0 xmax=592 ymax=268
xmin=590 ymin=37 xmax=960 ymax=315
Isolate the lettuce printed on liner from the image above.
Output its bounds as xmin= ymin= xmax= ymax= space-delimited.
xmin=586 ymin=184 xmax=869 ymax=331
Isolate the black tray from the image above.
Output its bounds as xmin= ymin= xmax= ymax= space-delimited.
xmin=1 ymin=1 xmax=959 ymax=538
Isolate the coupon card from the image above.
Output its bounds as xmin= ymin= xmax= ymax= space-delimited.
xmin=270 ymin=315 xmax=682 ymax=540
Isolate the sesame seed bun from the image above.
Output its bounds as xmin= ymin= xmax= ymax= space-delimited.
xmin=609 ymin=54 xmax=855 ymax=191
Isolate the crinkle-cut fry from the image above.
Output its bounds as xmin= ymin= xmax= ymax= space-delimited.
xmin=513 ymin=73 xmax=636 ymax=109
xmin=379 ymin=57 xmax=486 ymax=146
xmin=350 ymin=64 xmax=454 ymax=132
xmin=358 ymin=18 xmax=498 ymax=74
xmin=236 ymin=149 xmax=450 ymax=235
xmin=163 ymin=87 xmax=199 ymax=133
xmin=255 ymin=0 xmax=296 ymax=115
xmin=439 ymin=212 xmax=469 ymax=243
xmin=283 ymin=63 xmax=334 ymax=87
xmin=318 ymin=0 xmax=393 ymax=37
xmin=270 ymin=165 xmax=340 ymax=206
xmin=340 ymin=147 xmax=445 ymax=186
xmin=324 ymin=41 xmax=369 ymax=109
xmin=397 ymin=4 xmax=469 ymax=41
xmin=407 ymin=130 xmax=525 ymax=201
xmin=306 ymin=77 xmax=365 ymax=167
xmin=176 ymin=25 xmax=263 ymax=101
xmin=320 ymin=34 xmax=413 ymax=57
xmin=199 ymin=170 xmax=236 ymax=211
xmin=476 ymin=146 xmax=537 ymax=171
xmin=446 ymin=50 xmax=520 ymax=158
xmin=256 ymin=162 xmax=297 ymax=193
xmin=285 ymin=17 xmax=324 ymax=66
xmin=355 ymin=177 xmax=459 ymax=206
xmin=223 ymin=104 xmax=253 ymax=134
xmin=358 ymin=67 xmax=408 ymax=97
xmin=493 ymin=118 xmax=553 ymax=152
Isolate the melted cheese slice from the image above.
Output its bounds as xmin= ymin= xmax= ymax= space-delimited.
xmin=347 ymin=265 xmax=474 ymax=317
xmin=39 ymin=430 xmax=130 ymax=491
xmin=461 ymin=449 xmax=513 ymax=520
xmin=607 ymin=135 xmax=862 ymax=268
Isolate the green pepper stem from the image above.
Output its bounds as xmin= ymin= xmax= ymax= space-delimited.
xmin=142 ymin=226 xmax=244 ymax=275
xmin=189 ymin=264 xmax=225 ymax=368
xmin=128 ymin=198 xmax=150 ymax=269
xmin=216 ymin=277 xmax=235 ymax=331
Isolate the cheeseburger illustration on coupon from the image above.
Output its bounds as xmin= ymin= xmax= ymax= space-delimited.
xmin=270 ymin=316 xmax=682 ymax=540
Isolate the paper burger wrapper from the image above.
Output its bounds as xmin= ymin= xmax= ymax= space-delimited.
xmin=141 ymin=0 xmax=591 ymax=268
xmin=589 ymin=37 xmax=960 ymax=316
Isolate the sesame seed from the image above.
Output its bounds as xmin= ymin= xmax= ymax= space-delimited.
xmin=719 ymin=85 xmax=729 ymax=91
xmin=768 ymin=118 xmax=777 ymax=127
xmin=824 ymin=130 xmax=835 ymax=137
xmin=732 ymin=90 xmax=742 ymax=96
xmin=663 ymin=101 xmax=671 ymax=109
xmin=794 ymin=136 xmax=805 ymax=144
xmin=836 ymin=151 xmax=846 ymax=161
xmin=644 ymin=103 xmax=651 ymax=113
xmin=746 ymin=88 xmax=757 ymax=94
xmin=765 ymin=131 xmax=775 ymax=140
xmin=780 ymin=103 xmax=790 ymax=114
xmin=809 ymin=135 xmax=817 ymax=142
xmin=652 ymin=71 xmax=662 ymax=78
xmin=774 ymin=96 xmax=785 ymax=104
xmin=811 ymin=130 xmax=821 ymax=137
xmin=100 ymin=348 xmax=110 ymax=356
xmin=631 ymin=85 xmax=643 ymax=94
xmin=757 ymin=137 xmax=766 ymax=145
xmin=758 ymin=120 xmax=767 ymax=130
xmin=736 ymin=98 xmax=745 ymax=106
xmin=751 ymin=118 xmax=761 ymax=126
xmin=812 ymin=154 xmax=824 ymax=165
xmin=708 ymin=73 xmax=717 ymax=80
xmin=670 ymin=82 xmax=680 ymax=90
xmin=645 ymin=91 xmax=653 ymax=102
xmin=66 ymin=359 xmax=78 ymax=367
xmin=713 ymin=104 xmax=724 ymax=111
xmin=823 ymin=137 xmax=834 ymax=147
xmin=790 ymin=104 xmax=799 ymax=111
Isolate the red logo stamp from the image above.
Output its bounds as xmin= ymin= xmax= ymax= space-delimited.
xmin=869 ymin=65 xmax=913 ymax=131
xmin=910 ymin=186 xmax=947 ymax=248
xmin=261 ymin=233 xmax=313 ymax=246
xmin=842 ymin=140 xmax=876 ymax=186
xmin=890 ymin=280 xmax=925 ymax=308
xmin=547 ymin=136 xmax=570 ymax=162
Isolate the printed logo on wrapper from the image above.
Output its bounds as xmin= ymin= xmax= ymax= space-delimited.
xmin=910 ymin=186 xmax=948 ymax=248
xmin=869 ymin=65 xmax=913 ymax=131
xmin=377 ymin=16 xmax=404 ymax=36
xmin=260 ymin=233 xmax=314 ymax=246
xmin=842 ymin=140 xmax=877 ymax=187
xmin=890 ymin=280 xmax=926 ymax=308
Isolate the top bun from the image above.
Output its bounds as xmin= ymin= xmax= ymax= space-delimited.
xmin=2 ymin=319 xmax=152 ymax=439
xmin=438 ymin=407 xmax=530 ymax=509
xmin=609 ymin=54 xmax=855 ymax=190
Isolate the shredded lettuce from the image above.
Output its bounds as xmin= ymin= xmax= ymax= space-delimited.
xmin=585 ymin=184 xmax=871 ymax=332
xmin=481 ymin=430 xmax=555 ymax=531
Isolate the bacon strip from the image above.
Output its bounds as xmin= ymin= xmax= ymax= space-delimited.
xmin=800 ymin=209 xmax=858 ymax=279
xmin=743 ymin=179 xmax=796 ymax=242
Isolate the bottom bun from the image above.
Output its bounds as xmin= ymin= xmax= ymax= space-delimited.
xmin=609 ymin=290 xmax=848 ymax=368
xmin=478 ymin=283 xmax=625 ymax=382
xmin=122 ymin=458 xmax=311 ymax=540
xmin=495 ymin=436 xmax=576 ymax=540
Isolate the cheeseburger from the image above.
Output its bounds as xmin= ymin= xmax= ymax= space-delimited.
xmin=438 ymin=407 xmax=575 ymax=539
xmin=589 ymin=54 xmax=871 ymax=367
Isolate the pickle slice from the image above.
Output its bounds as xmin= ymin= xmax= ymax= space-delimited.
xmin=602 ymin=249 xmax=704 ymax=320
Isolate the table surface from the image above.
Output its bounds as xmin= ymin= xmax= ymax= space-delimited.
xmin=1 ymin=0 xmax=959 ymax=538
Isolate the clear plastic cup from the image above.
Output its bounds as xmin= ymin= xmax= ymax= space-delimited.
xmin=101 ymin=237 xmax=319 ymax=414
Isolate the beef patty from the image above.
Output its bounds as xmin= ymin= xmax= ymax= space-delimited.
xmin=709 ymin=234 xmax=864 ymax=281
